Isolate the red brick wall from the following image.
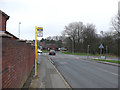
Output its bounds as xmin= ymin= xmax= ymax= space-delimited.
xmin=0 ymin=13 xmax=2 ymax=31
xmin=1 ymin=37 xmax=35 ymax=88
xmin=2 ymin=15 xmax=6 ymax=31
xmin=0 ymin=37 xmax=2 ymax=90
xmin=0 ymin=14 xmax=7 ymax=31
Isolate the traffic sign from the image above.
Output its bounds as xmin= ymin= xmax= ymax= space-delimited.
xmin=99 ymin=43 xmax=104 ymax=56
xmin=37 ymin=27 xmax=43 ymax=37
xmin=99 ymin=44 xmax=104 ymax=49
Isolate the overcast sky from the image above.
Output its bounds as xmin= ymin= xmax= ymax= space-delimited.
xmin=0 ymin=0 xmax=119 ymax=40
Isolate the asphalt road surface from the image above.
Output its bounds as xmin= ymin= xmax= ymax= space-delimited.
xmin=47 ymin=53 xmax=119 ymax=88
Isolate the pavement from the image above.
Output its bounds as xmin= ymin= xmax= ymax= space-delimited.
xmin=29 ymin=54 xmax=71 ymax=88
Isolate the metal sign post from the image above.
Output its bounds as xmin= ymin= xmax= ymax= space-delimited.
xmin=100 ymin=48 xmax=102 ymax=56
xmin=99 ymin=43 xmax=104 ymax=57
xmin=35 ymin=26 xmax=37 ymax=76
xmin=34 ymin=26 xmax=43 ymax=77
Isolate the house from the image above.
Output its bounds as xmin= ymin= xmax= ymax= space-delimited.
xmin=0 ymin=10 xmax=18 ymax=39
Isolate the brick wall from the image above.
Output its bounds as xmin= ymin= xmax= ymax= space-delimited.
xmin=0 ymin=13 xmax=2 ymax=31
xmin=0 ymin=10 xmax=9 ymax=31
xmin=1 ymin=15 xmax=6 ymax=31
xmin=1 ymin=36 xmax=35 ymax=88
xmin=0 ymin=37 xmax=2 ymax=90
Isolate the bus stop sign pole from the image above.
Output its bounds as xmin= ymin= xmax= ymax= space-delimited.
xmin=35 ymin=26 xmax=37 ymax=76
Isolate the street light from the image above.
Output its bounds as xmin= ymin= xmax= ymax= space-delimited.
xmin=18 ymin=22 xmax=21 ymax=38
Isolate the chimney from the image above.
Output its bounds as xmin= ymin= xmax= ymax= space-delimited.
xmin=0 ymin=10 xmax=10 ymax=31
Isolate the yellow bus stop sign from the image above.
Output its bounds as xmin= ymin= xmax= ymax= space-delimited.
xmin=37 ymin=27 xmax=43 ymax=37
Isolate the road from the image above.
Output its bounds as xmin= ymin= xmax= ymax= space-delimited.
xmin=47 ymin=53 xmax=119 ymax=88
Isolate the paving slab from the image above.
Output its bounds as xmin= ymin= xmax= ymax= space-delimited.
xmin=29 ymin=55 xmax=70 ymax=88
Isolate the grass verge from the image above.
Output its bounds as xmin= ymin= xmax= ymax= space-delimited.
xmin=42 ymin=50 xmax=49 ymax=53
xmin=93 ymin=59 xmax=120 ymax=64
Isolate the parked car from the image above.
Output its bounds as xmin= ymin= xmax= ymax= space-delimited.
xmin=49 ymin=50 xmax=56 ymax=55
xmin=37 ymin=49 xmax=42 ymax=54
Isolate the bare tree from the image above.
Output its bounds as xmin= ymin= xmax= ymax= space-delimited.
xmin=111 ymin=13 xmax=120 ymax=34
xmin=62 ymin=22 xmax=85 ymax=52
xmin=61 ymin=19 xmax=119 ymax=56
xmin=62 ymin=22 xmax=98 ymax=53
xmin=82 ymin=24 xmax=98 ymax=54
xmin=111 ymin=11 xmax=120 ymax=58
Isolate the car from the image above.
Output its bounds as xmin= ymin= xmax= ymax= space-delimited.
xmin=49 ymin=50 xmax=56 ymax=55
xmin=37 ymin=49 xmax=42 ymax=54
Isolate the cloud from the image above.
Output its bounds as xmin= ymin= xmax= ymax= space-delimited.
xmin=0 ymin=0 xmax=119 ymax=40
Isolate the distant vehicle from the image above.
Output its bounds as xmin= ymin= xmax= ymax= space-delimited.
xmin=49 ymin=50 xmax=56 ymax=55
xmin=60 ymin=47 xmax=67 ymax=51
xmin=37 ymin=49 xmax=42 ymax=54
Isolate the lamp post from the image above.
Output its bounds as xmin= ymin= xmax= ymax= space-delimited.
xmin=18 ymin=22 xmax=21 ymax=38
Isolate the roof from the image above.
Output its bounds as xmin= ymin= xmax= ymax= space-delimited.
xmin=5 ymin=31 xmax=18 ymax=39
xmin=0 ymin=31 xmax=12 ymax=38
xmin=0 ymin=10 xmax=10 ymax=20
xmin=0 ymin=31 xmax=19 ymax=39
